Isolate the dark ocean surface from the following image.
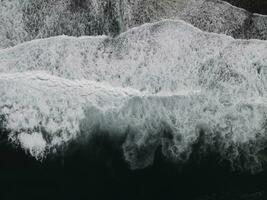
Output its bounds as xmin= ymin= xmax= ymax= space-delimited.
xmin=1 ymin=132 xmax=267 ymax=200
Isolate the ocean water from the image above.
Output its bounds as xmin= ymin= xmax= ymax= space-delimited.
xmin=1 ymin=0 xmax=267 ymax=49
xmin=0 ymin=1 xmax=267 ymax=200
xmin=0 ymin=133 xmax=267 ymax=200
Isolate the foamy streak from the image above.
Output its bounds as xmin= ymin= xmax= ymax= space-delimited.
xmin=0 ymin=20 xmax=267 ymax=171
xmin=1 ymin=0 xmax=267 ymax=49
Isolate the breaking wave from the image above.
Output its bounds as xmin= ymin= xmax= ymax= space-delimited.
xmin=0 ymin=20 xmax=266 ymax=172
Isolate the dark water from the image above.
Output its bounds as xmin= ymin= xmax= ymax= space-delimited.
xmin=224 ymin=0 xmax=267 ymax=14
xmin=1 ymin=133 xmax=267 ymax=200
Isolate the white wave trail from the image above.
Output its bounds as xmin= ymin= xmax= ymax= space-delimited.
xmin=0 ymin=20 xmax=267 ymax=171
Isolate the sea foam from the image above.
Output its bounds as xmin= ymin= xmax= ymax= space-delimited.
xmin=0 ymin=20 xmax=266 ymax=171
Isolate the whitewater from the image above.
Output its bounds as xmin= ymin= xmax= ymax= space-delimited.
xmin=0 ymin=19 xmax=266 ymax=172
xmin=1 ymin=0 xmax=267 ymax=49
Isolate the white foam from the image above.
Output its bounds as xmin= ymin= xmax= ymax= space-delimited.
xmin=1 ymin=0 xmax=267 ymax=49
xmin=17 ymin=132 xmax=47 ymax=160
xmin=0 ymin=20 xmax=266 ymax=171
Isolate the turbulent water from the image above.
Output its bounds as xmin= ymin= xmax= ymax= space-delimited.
xmin=1 ymin=0 xmax=267 ymax=49
xmin=0 ymin=20 xmax=266 ymax=172
xmin=0 ymin=1 xmax=267 ymax=199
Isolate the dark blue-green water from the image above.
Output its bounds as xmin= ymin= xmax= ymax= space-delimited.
xmin=0 ymin=132 xmax=267 ymax=200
